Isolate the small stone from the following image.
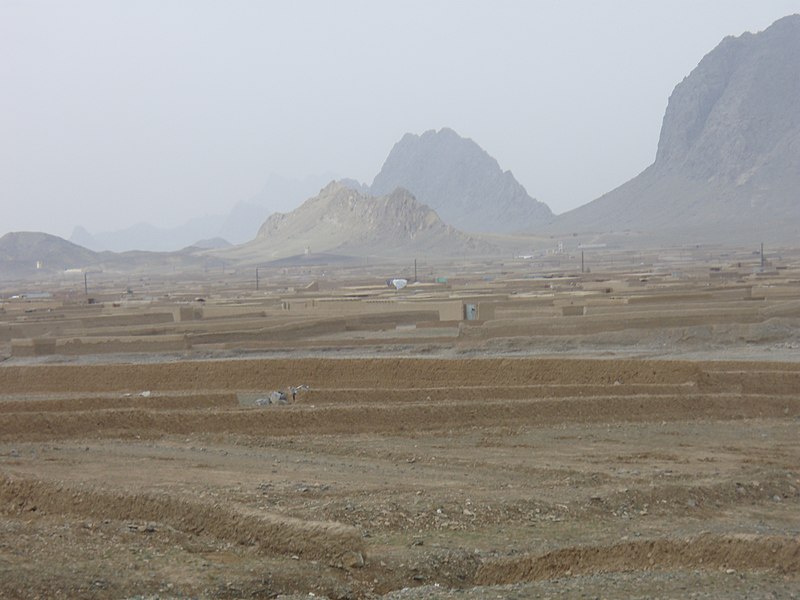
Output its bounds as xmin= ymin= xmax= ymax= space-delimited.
xmin=341 ymin=551 xmax=364 ymax=568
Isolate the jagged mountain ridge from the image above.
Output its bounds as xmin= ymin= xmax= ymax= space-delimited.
xmin=224 ymin=182 xmax=499 ymax=262
xmin=552 ymin=15 xmax=800 ymax=242
xmin=370 ymin=128 xmax=552 ymax=234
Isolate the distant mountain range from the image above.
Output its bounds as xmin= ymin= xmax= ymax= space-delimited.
xmin=69 ymin=173 xmax=335 ymax=252
xmin=0 ymin=231 xmax=206 ymax=279
xmin=551 ymin=14 xmax=800 ymax=243
xmin=11 ymin=15 xmax=800 ymax=262
xmin=70 ymin=218 xmax=221 ymax=253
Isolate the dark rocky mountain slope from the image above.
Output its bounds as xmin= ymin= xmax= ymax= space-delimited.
xmin=552 ymin=15 xmax=800 ymax=243
xmin=370 ymin=128 xmax=552 ymax=234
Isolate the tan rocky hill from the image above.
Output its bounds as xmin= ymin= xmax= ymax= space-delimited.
xmin=552 ymin=15 xmax=800 ymax=244
xmin=370 ymin=128 xmax=552 ymax=234
xmin=223 ymin=182 xmax=500 ymax=263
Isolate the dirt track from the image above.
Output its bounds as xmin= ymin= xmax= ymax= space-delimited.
xmin=1 ymin=356 xmax=799 ymax=598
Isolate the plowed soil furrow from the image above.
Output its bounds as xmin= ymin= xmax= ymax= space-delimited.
xmin=2 ymin=394 xmax=798 ymax=441
xmin=0 ymin=393 xmax=237 ymax=413
xmin=298 ymin=383 xmax=703 ymax=404
xmin=699 ymin=370 xmax=800 ymax=394
xmin=0 ymin=358 xmax=705 ymax=393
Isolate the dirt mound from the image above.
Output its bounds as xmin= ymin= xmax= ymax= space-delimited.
xmin=475 ymin=535 xmax=800 ymax=584
xmin=583 ymin=476 xmax=799 ymax=521
xmin=0 ymin=475 xmax=365 ymax=567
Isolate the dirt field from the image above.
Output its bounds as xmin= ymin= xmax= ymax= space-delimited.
xmin=1 ymin=249 xmax=799 ymax=598
xmin=1 ymin=356 xmax=798 ymax=599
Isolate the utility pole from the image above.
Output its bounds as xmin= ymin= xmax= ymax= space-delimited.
xmin=761 ymin=242 xmax=765 ymax=269
xmin=414 ymin=259 xmax=417 ymax=283
xmin=256 ymin=267 xmax=260 ymax=290
xmin=84 ymin=272 xmax=88 ymax=296
xmin=581 ymin=250 xmax=585 ymax=274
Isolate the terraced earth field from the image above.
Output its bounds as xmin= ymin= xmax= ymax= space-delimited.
xmin=1 ymin=357 xmax=798 ymax=598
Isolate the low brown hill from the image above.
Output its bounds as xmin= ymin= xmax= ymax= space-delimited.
xmin=0 ymin=231 xmax=100 ymax=277
xmin=0 ymin=231 xmax=208 ymax=280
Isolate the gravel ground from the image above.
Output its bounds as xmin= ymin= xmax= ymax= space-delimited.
xmin=382 ymin=570 xmax=800 ymax=599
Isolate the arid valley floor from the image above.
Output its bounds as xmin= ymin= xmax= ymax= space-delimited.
xmin=1 ymin=245 xmax=799 ymax=599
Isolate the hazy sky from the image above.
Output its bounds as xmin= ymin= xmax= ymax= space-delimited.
xmin=3 ymin=0 xmax=800 ymax=238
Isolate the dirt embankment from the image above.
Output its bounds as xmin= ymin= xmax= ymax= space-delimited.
xmin=476 ymin=535 xmax=800 ymax=584
xmin=2 ymin=358 xmax=799 ymax=442
xmin=2 ymin=393 xmax=798 ymax=442
xmin=0 ymin=357 xmax=707 ymax=394
xmin=0 ymin=475 xmax=365 ymax=568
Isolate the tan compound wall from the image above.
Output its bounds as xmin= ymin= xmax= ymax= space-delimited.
xmin=11 ymin=334 xmax=190 ymax=357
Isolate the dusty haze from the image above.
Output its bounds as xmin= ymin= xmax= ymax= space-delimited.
xmin=2 ymin=1 xmax=800 ymax=238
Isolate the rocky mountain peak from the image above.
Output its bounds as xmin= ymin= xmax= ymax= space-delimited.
xmin=370 ymin=128 xmax=552 ymax=233
xmin=550 ymin=15 xmax=800 ymax=243
xmin=655 ymin=14 xmax=800 ymax=182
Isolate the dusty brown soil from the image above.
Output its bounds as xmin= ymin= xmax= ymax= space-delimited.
xmin=1 ymin=357 xmax=799 ymax=599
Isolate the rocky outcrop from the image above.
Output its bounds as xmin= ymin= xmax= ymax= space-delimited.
xmin=370 ymin=128 xmax=552 ymax=233
xmin=233 ymin=182 xmax=499 ymax=261
xmin=553 ymin=15 xmax=800 ymax=243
